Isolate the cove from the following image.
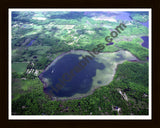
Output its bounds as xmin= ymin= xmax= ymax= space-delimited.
xmin=39 ymin=52 xmax=105 ymax=97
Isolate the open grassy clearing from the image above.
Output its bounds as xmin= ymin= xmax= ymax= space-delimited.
xmin=12 ymin=62 xmax=28 ymax=73
xmin=12 ymin=78 xmax=43 ymax=101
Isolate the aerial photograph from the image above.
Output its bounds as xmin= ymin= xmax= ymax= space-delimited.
xmin=10 ymin=9 xmax=150 ymax=118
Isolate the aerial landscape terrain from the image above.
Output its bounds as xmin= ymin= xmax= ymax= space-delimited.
xmin=11 ymin=10 xmax=149 ymax=115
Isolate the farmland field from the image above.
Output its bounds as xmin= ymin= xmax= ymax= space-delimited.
xmin=12 ymin=62 xmax=28 ymax=73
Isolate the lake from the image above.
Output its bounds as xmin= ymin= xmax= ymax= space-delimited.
xmin=141 ymin=36 xmax=149 ymax=49
xmin=141 ymin=36 xmax=149 ymax=61
xmin=39 ymin=53 xmax=105 ymax=97
xmin=39 ymin=50 xmax=138 ymax=99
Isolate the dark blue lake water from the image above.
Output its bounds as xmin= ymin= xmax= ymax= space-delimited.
xmin=141 ymin=36 xmax=149 ymax=49
xmin=106 ymin=42 xmax=114 ymax=45
xmin=39 ymin=53 xmax=105 ymax=97
xmin=141 ymin=36 xmax=149 ymax=61
xmin=146 ymin=56 xmax=149 ymax=61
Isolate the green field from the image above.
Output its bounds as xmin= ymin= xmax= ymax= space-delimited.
xmin=12 ymin=62 xmax=28 ymax=73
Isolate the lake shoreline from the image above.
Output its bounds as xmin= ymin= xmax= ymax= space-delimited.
xmin=39 ymin=49 xmax=144 ymax=101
